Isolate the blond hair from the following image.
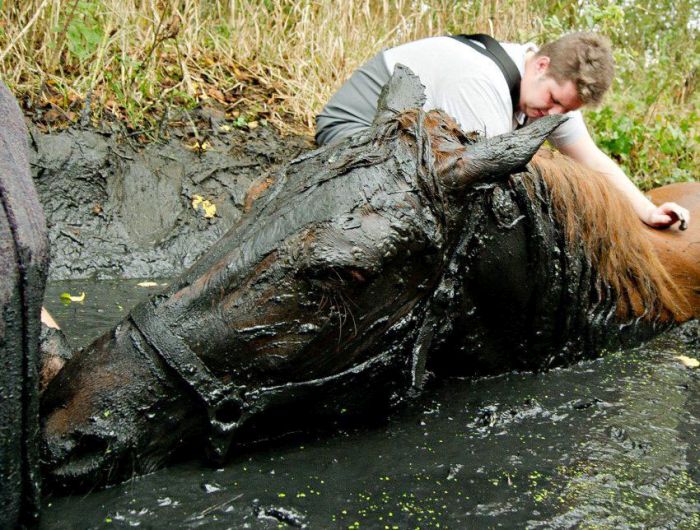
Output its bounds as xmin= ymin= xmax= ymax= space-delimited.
xmin=538 ymin=32 xmax=615 ymax=106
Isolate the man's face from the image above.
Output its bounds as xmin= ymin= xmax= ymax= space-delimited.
xmin=520 ymin=56 xmax=582 ymax=119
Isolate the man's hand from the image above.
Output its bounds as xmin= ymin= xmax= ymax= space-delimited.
xmin=558 ymin=135 xmax=691 ymax=231
xmin=644 ymin=202 xmax=690 ymax=230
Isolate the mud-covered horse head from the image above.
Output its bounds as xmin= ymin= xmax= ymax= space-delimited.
xmin=41 ymin=66 xmax=700 ymax=491
xmin=40 ymin=66 xmax=560 ymax=489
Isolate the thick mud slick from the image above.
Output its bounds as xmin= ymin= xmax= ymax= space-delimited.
xmin=30 ymin=117 xmax=311 ymax=280
xmin=40 ymin=284 xmax=699 ymax=528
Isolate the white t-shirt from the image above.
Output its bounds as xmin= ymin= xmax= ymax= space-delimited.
xmin=382 ymin=36 xmax=587 ymax=148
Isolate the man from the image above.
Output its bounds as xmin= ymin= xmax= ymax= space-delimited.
xmin=315 ymin=32 xmax=689 ymax=230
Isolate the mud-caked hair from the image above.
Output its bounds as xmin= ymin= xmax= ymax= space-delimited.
xmin=538 ymin=32 xmax=614 ymax=106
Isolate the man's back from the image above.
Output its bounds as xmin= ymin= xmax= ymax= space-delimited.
xmin=316 ymin=36 xmax=585 ymax=147
xmin=383 ymin=36 xmax=522 ymax=137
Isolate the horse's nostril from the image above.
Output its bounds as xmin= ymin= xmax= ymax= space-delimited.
xmin=214 ymin=400 xmax=242 ymax=425
xmin=45 ymin=432 xmax=111 ymax=466
xmin=73 ymin=433 xmax=111 ymax=457
xmin=42 ymin=432 xmax=115 ymax=492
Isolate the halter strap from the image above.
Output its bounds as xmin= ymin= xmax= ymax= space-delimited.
xmin=130 ymin=301 xmax=244 ymax=460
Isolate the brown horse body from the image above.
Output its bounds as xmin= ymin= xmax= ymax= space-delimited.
xmin=646 ymin=182 xmax=700 ymax=317
xmin=39 ymin=67 xmax=699 ymax=492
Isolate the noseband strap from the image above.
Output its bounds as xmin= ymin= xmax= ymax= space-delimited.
xmin=130 ymin=301 xmax=244 ymax=461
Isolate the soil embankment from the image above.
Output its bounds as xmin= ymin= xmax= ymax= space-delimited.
xmin=30 ymin=113 xmax=312 ymax=280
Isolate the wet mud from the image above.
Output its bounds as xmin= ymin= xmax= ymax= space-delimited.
xmin=30 ymin=111 xmax=311 ymax=280
xmin=41 ymin=281 xmax=700 ymax=528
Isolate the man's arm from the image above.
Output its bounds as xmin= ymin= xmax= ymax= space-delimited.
xmin=558 ymin=132 xmax=690 ymax=229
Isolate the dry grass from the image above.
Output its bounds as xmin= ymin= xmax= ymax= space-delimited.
xmin=0 ymin=0 xmax=696 ymax=187
xmin=0 ymin=0 xmax=546 ymax=134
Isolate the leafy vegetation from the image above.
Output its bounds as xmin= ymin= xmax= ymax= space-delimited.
xmin=0 ymin=0 xmax=697 ymax=187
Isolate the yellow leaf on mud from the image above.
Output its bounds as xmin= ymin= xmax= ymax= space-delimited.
xmin=187 ymin=141 xmax=209 ymax=153
xmin=248 ymin=121 xmax=259 ymax=129
xmin=675 ymin=355 xmax=699 ymax=368
xmin=201 ymin=200 xmax=216 ymax=218
xmin=191 ymin=194 xmax=216 ymax=218
xmin=136 ymin=281 xmax=159 ymax=287
xmin=60 ymin=292 xmax=86 ymax=303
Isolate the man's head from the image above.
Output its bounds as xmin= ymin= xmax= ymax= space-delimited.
xmin=519 ymin=32 xmax=614 ymax=119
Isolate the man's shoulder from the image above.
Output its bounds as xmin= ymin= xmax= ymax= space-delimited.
xmin=545 ymin=110 xmax=589 ymax=149
xmin=384 ymin=37 xmax=533 ymax=79
xmin=385 ymin=35 xmax=510 ymax=64
xmin=384 ymin=37 xmax=506 ymax=78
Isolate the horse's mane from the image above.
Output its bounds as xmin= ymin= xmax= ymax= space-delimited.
xmin=398 ymin=108 xmax=690 ymax=323
xmin=527 ymin=151 xmax=690 ymax=322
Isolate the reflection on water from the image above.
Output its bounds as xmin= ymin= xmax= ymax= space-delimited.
xmin=41 ymin=281 xmax=700 ymax=529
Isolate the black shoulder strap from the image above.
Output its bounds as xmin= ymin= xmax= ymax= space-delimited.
xmin=449 ymin=34 xmax=521 ymax=114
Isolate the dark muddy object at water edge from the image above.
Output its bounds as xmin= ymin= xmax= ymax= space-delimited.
xmin=0 ymin=81 xmax=49 ymax=528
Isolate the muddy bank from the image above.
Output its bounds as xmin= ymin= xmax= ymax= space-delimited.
xmin=29 ymin=113 xmax=312 ymax=280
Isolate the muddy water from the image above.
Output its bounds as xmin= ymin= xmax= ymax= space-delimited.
xmin=41 ymin=281 xmax=699 ymax=529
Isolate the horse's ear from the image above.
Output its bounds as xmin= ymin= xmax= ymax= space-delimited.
xmin=441 ymin=115 xmax=569 ymax=188
xmin=373 ymin=64 xmax=427 ymax=124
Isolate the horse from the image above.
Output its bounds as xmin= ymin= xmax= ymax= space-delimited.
xmin=40 ymin=66 xmax=699 ymax=492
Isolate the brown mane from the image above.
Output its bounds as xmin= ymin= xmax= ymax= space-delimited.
xmin=398 ymin=108 xmax=691 ymax=323
xmin=528 ymin=150 xmax=691 ymax=322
